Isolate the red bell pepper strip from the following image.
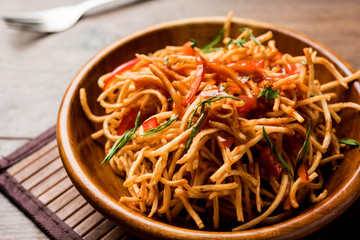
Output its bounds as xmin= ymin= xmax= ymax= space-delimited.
xmin=182 ymin=41 xmax=195 ymax=56
xmin=286 ymin=136 xmax=309 ymax=182
xmin=284 ymin=63 xmax=302 ymax=75
xmin=141 ymin=117 xmax=159 ymax=133
xmin=181 ymin=55 xmax=206 ymax=106
xmin=117 ymin=109 xmax=138 ymax=136
xmin=259 ymin=146 xmax=284 ymax=179
xmin=200 ymin=87 xmax=226 ymax=99
xmin=227 ymin=60 xmax=266 ymax=83
xmin=225 ymin=82 xmax=242 ymax=95
xmin=298 ymin=160 xmax=309 ymax=182
xmin=227 ymin=59 xmax=264 ymax=71
xmin=216 ymin=133 xmax=234 ymax=149
xmin=236 ymin=95 xmax=257 ymax=114
xmin=200 ymin=82 xmax=242 ymax=98
xmin=200 ymin=87 xmax=257 ymax=114
xmin=103 ymin=58 xmax=141 ymax=91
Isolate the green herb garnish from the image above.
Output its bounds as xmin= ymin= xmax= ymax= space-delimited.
xmin=201 ymin=47 xmax=223 ymax=53
xmin=227 ymin=36 xmax=247 ymax=48
xmin=101 ymin=111 xmax=142 ymax=165
xmin=257 ymin=85 xmax=279 ymax=101
xmin=240 ymin=27 xmax=263 ymax=46
xmin=201 ymin=28 xmax=225 ymax=53
xmin=262 ymin=126 xmax=293 ymax=177
xmin=188 ymin=94 xmax=243 ymax=129
xmin=218 ymin=83 xmax=230 ymax=93
xmin=190 ymin=39 xmax=197 ymax=48
xmin=339 ymin=138 xmax=360 ymax=151
xmin=184 ymin=106 xmax=209 ymax=154
xmin=141 ymin=115 xmax=179 ymax=136
xmin=293 ymin=121 xmax=311 ymax=179
xmin=184 ymin=94 xmax=243 ymax=154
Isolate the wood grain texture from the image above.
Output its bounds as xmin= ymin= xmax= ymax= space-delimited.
xmin=1 ymin=0 xmax=360 ymax=239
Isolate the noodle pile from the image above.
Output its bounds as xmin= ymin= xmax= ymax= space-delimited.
xmin=80 ymin=13 xmax=360 ymax=230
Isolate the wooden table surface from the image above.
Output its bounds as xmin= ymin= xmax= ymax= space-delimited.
xmin=0 ymin=0 xmax=359 ymax=239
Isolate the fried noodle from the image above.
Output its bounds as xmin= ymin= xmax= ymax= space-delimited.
xmin=80 ymin=12 xmax=360 ymax=230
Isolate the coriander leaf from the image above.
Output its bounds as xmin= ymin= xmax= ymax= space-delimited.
xmin=101 ymin=111 xmax=141 ymax=165
xmin=240 ymin=27 xmax=263 ymax=46
xmin=257 ymin=85 xmax=279 ymax=101
xmin=141 ymin=115 xmax=179 ymax=136
xmin=339 ymin=138 xmax=360 ymax=150
xmin=262 ymin=127 xmax=293 ymax=177
xmin=293 ymin=121 xmax=311 ymax=179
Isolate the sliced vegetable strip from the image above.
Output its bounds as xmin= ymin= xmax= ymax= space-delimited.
xmin=293 ymin=121 xmax=311 ymax=180
xmin=181 ymin=55 xmax=206 ymax=106
xmin=103 ymin=58 xmax=141 ymax=91
xmin=117 ymin=109 xmax=138 ymax=135
xmin=262 ymin=127 xmax=293 ymax=177
xmin=102 ymin=111 xmax=141 ymax=164
xmin=141 ymin=117 xmax=159 ymax=133
xmin=141 ymin=115 xmax=179 ymax=136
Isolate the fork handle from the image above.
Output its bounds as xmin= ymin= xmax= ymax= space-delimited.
xmin=75 ymin=0 xmax=118 ymax=13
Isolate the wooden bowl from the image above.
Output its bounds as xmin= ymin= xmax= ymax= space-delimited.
xmin=57 ymin=16 xmax=360 ymax=239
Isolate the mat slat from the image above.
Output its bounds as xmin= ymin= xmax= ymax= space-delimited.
xmin=10 ymin=146 xmax=59 ymax=183
xmin=74 ymin=211 xmax=106 ymax=236
xmin=100 ymin=226 xmax=128 ymax=240
xmin=6 ymin=139 xmax=58 ymax=175
xmin=21 ymin=157 xmax=63 ymax=189
xmin=30 ymin=167 xmax=68 ymax=197
xmin=83 ymin=220 xmax=117 ymax=240
xmin=47 ymin=186 xmax=80 ymax=213
xmin=38 ymin=177 xmax=73 ymax=204
xmin=65 ymin=203 xmax=95 ymax=228
xmin=122 ymin=233 xmax=143 ymax=240
xmin=56 ymin=194 xmax=87 ymax=219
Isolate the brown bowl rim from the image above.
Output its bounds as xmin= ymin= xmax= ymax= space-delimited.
xmin=57 ymin=16 xmax=360 ymax=239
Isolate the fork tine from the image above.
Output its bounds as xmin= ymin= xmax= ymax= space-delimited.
xmin=2 ymin=13 xmax=45 ymax=23
xmin=2 ymin=15 xmax=44 ymax=23
xmin=3 ymin=17 xmax=44 ymax=25
xmin=4 ymin=21 xmax=47 ymax=32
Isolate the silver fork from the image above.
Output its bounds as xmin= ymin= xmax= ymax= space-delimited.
xmin=2 ymin=0 xmax=122 ymax=33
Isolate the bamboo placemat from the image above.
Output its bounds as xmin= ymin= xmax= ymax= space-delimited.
xmin=0 ymin=126 xmax=140 ymax=240
xmin=0 ymin=126 xmax=359 ymax=240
